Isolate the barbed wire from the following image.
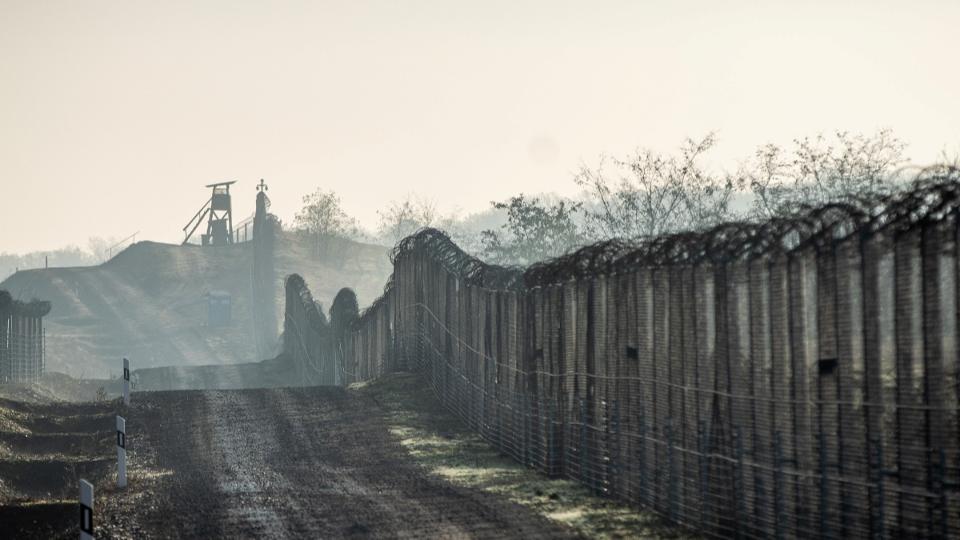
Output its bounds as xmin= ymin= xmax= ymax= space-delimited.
xmin=281 ymin=167 xmax=960 ymax=539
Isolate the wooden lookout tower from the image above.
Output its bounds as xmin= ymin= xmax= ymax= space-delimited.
xmin=182 ymin=181 xmax=237 ymax=246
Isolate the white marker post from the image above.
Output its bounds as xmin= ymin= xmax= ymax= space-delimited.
xmin=122 ymin=357 xmax=130 ymax=406
xmin=79 ymin=479 xmax=94 ymax=540
xmin=116 ymin=415 xmax=127 ymax=488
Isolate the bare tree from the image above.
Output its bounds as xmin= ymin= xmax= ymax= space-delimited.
xmin=575 ymin=133 xmax=739 ymax=241
xmin=746 ymin=129 xmax=907 ymax=218
xmin=377 ymin=195 xmax=439 ymax=246
xmin=87 ymin=236 xmax=120 ymax=262
xmin=294 ymin=189 xmax=362 ymax=257
xmin=424 ymin=205 xmax=507 ymax=257
xmin=0 ymin=245 xmax=99 ymax=280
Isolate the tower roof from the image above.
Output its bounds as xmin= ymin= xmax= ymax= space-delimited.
xmin=204 ymin=180 xmax=237 ymax=188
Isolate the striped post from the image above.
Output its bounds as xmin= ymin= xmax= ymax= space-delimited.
xmin=79 ymin=479 xmax=93 ymax=540
xmin=122 ymin=357 xmax=130 ymax=406
xmin=116 ymin=415 xmax=127 ymax=488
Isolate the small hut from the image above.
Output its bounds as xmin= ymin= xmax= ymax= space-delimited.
xmin=207 ymin=290 xmax=232 ymax=328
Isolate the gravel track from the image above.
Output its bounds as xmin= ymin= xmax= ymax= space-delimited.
xmin=124 ymin=387 xmax=579 ymax=538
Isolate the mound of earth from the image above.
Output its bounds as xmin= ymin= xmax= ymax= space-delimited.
xmin=0 ymin=232 xmax=391 ymax=379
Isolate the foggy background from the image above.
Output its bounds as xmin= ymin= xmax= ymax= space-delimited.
xmin=2 ymin=0 xmax=958 ymax=258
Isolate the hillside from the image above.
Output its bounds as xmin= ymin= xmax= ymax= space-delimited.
xmin=274 ymin=232 xmax=392 ymax=312
xmin=0 ymin=232 xmax=391 ymax=379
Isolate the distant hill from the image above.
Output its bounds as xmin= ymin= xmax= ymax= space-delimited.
xmin=0 ymin=246 xmax=99 ymax=282
xmin=0 ymin=232 xmax=392 ymax=379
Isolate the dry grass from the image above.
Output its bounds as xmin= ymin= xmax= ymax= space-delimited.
xmin=351 ymin=372 xmax=700 ymax=539
xmin=0 ymin=384 xmax=116 ymax=539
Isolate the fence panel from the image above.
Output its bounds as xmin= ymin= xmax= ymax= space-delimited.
xmin=279 ymin=178 xmax=960 ymax=538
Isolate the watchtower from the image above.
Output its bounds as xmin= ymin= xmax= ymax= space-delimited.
xmin=183 ymin=181 xmax=237 ymax=245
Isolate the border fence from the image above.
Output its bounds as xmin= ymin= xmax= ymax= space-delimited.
xmin=0 ymin=290 xmax=49 ymax=384
xmin=283 ymin=171 xmax=960 ymax=538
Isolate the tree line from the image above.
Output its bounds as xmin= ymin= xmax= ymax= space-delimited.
xmin=0 ymin=129 xmax=945 ymax=279
xmin=0 ymin=237 xmax=123 ymax=282
xmin=295 ymin=129 xmax=951 ymax=266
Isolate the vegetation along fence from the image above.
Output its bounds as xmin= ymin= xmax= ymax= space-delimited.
xmin=0 ymin=290 xmax=49 ymax=384
xmin=282 ymin=171 xmax=960 ymax=538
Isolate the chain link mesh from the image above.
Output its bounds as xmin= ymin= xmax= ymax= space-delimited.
xmin=284 ymin=170 xmax=960 ymax=538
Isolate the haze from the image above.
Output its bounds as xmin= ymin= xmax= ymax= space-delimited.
xmin=2 ymin=0 xmax=958 ymax=254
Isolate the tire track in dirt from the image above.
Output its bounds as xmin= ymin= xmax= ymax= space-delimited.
xmin=127 ymin=387 xmax=579 ymax=538
xmin=202 ymin=390 xmax=300 ymax=538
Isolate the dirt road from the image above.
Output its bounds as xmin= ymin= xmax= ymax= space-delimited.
xmin=115 ymin=387 xmax=578 ymax=538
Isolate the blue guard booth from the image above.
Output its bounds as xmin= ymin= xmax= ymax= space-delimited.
xmin=207 ymin=290 xmax=231 ymax=327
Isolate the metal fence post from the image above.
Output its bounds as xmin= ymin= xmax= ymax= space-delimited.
xmin=497 ymin=388 xmax=504 ymax=454
xmin=698 ymin=419 xmax=708 ymax=529
xmin=524 ymin=393 xmax=531 ymax=467
xmin=512 ymin=391 xmax=519 ymax=461
xmin=774 ymin=430 xmax=785 ymax=540
xmin=611 ymin=399 xmax=620 ymax=498
xmin=869 ymin=434 xmax=882 ymax=539
xmin=639 ymin=398 xmax=648 ymax=506
xmin=819 ymin=432 xmax=829 ymax=538
xmin=667 ymin=418 xmax=677 ymax=522
xmin=936 ymin=447 xmax=948 ymax=539
xmin=735 ymin=426 xmax=746 ymax=540
xmin=877 ymin=436 xmax=886 ymax=540
xmin=579 ymin=397 xmax=588 ymax=488
xmin=549 ymin=399 xmax=557 ymax=475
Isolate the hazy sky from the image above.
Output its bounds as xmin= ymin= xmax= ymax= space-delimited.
xmin=2 ymin=0 xmax=958 ymax=254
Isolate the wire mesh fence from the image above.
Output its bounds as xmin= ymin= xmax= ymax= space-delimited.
xmin=283 ymin=172 xmax=960 ymax=538
xmin=0 ymin=291 xmax=49 ymax=384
